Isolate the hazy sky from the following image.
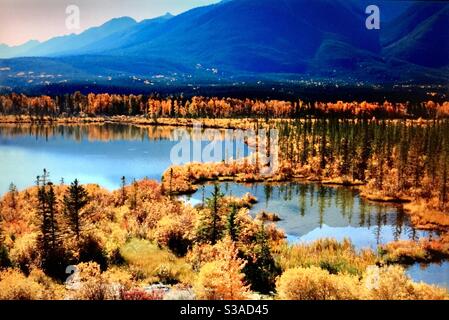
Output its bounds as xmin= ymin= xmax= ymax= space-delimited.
xmin=0 ymin=0 xmax=220 ymax=46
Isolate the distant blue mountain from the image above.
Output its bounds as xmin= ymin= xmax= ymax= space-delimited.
xmin=107 ymin=0 xmax=381 ymax=73
xmin=0 ymin=40 xmax=40 ymax=59
xmin=383 ymin=3 xmax=449 ymax=68
xmin=0 ymin=17 xmax=137 ymax=58
xmin=27 ymin=17 xmax=138 ymax=57
xmin=66 ymin=13 xmax=174 ymax=55
xmin=0 ymin=0 xmax=447 ymax=91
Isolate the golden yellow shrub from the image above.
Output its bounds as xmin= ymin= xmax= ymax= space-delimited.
xmin=363 ymin=265 xmax=448 ymax=300
xmin=120 ymin=238 xmax=194 ymax=285
xmin=194 ymin=238 xmax=249 ymax=300
xmin=275 ymin=238 xmax=376 ymax=276
xmin=8 ymin=232 xmax=40 ymax=273
xmin=276 ymin=266 xmax=359 ymax=300
xmin=69 ymin=262 xmax=119 ymax=300
xmin=0 ymin=269 xmax=47 ymax=300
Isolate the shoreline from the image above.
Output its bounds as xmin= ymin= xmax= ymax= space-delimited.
xmin=0 ymin=114 xmax=447 ymax=127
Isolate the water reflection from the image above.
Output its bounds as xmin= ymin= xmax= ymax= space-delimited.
xmin=407 ymin=262 xmax=449 ymax=289
xmin=186 ymin=182 xmax=434 ymax=250
xmin=0 ymin=122 xmax=215 ymax=142
xmin=0 ymin=123 xmax=249 ymax=194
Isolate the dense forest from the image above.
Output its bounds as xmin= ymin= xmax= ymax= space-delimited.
xmin=1 ymin=93 xmax=449 ymax=119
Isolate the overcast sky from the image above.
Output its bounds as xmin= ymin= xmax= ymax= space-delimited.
xmin=0 ymin=0 xmax=220 ymax=46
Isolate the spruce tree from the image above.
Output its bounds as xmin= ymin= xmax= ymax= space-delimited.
xmin=226 ymin=204 xmax=239 ymax=242
xmin=208 ymin=184 xmax=224 ymax=245
xmin=120 ymin=176 xmax=127 ymax=205
xmin=7 ymin=183 xmax=18 ymax=210
xmin=196 ymin=184 xmax=225 ymax=244
xmin=319 ymin=120 xmax=327 ymax=170
xmin=63 ymin=179 xmax=89 ymax=240
xmin=243 ymin=223 xmax=280 ymax=294
xmin=0 ymin=213 xmax=11 ymax=268
xmin=440 ymin=144 xmax=448 ymax=210
xmin=36 ymin=170 xmax=65 ymax=278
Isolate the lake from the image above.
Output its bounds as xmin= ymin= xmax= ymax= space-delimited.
xmin=184 ymin=182 xmax=434 ymax=250
xmin=0 ymin=123 xmax=250 ymax=194
xmin=0 ymin=123 xmax=447 ymax=289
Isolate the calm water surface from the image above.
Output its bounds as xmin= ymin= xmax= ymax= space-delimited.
xmin=184 ymin=182 xmax=434 ymax=250
xmin=406 ymin=262 xmax=449 ymax=289
xmin=0 ymin=123 xmax=249 ymax=194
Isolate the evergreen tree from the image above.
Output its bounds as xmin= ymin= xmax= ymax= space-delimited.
xmin=7 ymin=183 xmax=18 ymax=210
xmin=169 ymin=168 xmax=174 ymax=199
xmin=120 ymin=176 xmax=127 ymax=205
xmin=397 ymin=123 xmax=409 ymax=192
xmin=36 ymin=170 xmax=65 ymax=278
xmin=226 ymin=204 xmax=239 ymax=242
xmin=196 ymin=184 xmax=225 ymax=244
xmin=440 ymin=144 xmax=448 ymax=210
xmin=340 ymin=136 xmax=350 ymax=176
xmin=357 ymin=120 xmax=372 ymax=181
xmin=300 ymin=120 xmax=309 ymax=165
xmin=0 ymin=213 xmax=11 ymax=268
xmin=63 ymin=179 xmax=89 ymax=240
xmin=243 ymin=223 xmax=280 ymax=294
xmin=319 ymin=120 xmax=327 ymax=170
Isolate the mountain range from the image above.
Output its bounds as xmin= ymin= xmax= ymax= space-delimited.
xmin=0 ymin=0 xmax=448 ymax=93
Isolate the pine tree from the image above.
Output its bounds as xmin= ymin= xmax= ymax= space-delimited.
xmin=208 ymin=184 xmax=224 ymax=245
xmin=196 ymin=184 xmax=225 ymax=244
xmin=397 ymin=124 xmax=409 ymax=192
xmin=169 ymin=168 xmax=174 ymax=199
xmin=357 ymin=120 xmax=372 ymax=182
xmin=36 ymin=169 xmax=65 ymax=278
xmin=63 ymin=179 xmax=89 ymax=240
xmin=319 ymin=120 xmax=327 ymax=170
xmin=243 ymin=223 xmax=280 ymax=293
xmin=300 ymin=120 xmax=309 ymax=165
xmin=340 ymin=136 xmax=350 ymax=176
xmin=226 ymin=204 xmax=239 ymax=242
xmin=120 ymin=176 xmax=127 ymax=205
xmin=0 ymin=211 xmax=11 ymax=268
xmin=7 ymin=183 xmax=18 ymax=210
xmin=440 ymin=148 xmax=448 ymax=210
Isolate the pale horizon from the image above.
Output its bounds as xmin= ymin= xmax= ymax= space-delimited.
xmin=0 ymin=0 xmax=220 ymax=46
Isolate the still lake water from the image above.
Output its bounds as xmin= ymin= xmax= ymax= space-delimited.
xmin=0 ymin=123 xmax=249 ymax=194
xmin=0 ymin=123 xmax=447 ymax=289
xmin=184 ymin=182 xmax=433 ymax=250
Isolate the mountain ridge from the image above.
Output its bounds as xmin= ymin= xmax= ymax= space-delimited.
xmin=0 ymin=0 xmax=447 ymax=91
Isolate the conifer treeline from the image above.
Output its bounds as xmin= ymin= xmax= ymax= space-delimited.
xmin=1 ymin=93 xmax=449 ymax=119
xmin=276 ymin=119 xmax=449 ymax=211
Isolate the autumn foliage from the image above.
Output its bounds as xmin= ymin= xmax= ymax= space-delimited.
xmin=194 ymin=237 xmax=249 ymax=300
xmin=1 ymin=93 xmax=449 ymax=119
xmin=276 ymin=265 xmax=448 ymax=300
